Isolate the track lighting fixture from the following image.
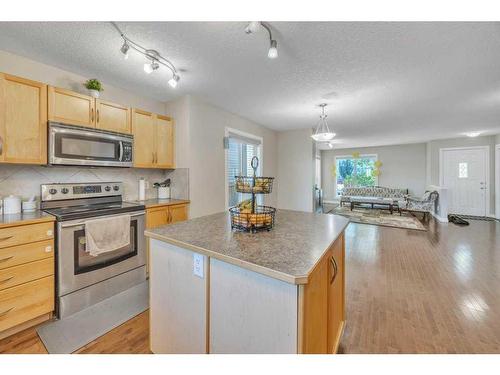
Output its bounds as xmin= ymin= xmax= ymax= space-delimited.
xmin=327 ymin=142 xmax=334 ymax=149
xmin=311 ymin=104 xmax=336 ymax=142
xmin=111 ymin=22 xmax=180 ymax=89
xmin=244 ymin=21 xmax=279 ymax=60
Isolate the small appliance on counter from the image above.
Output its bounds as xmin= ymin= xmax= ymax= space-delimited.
xmin=22 ymin=196 xmax=37 ymax=212
xmin=3 ymin=195 xmax=22 ymax=214
xmin=154 ymin=178 xmax=171 ymax=199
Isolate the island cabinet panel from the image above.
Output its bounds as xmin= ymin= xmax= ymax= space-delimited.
xmin=0 ymin=73 xmax=47 ymax=164
xmin=149 ymin=239 xmax=208 ymax=354
xmin=48 ymin=86 xmax=95 ymax=128
xmin=209 ymin=258 xmax=298 ymax=354
xmin=298 ymin=234 xmax=345 ymax=354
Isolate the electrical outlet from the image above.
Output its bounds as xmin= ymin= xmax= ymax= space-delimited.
xmin=193 ymin=253 xmax=204 ymax=278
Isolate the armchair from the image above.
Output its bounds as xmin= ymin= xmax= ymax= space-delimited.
xmin=399 ymin=191 xmax=438 ymax=220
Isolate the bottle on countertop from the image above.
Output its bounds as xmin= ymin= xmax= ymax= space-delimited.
xmin=138 ymin=177 xmax=146 ymax=201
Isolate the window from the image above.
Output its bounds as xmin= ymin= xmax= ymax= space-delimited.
xmin=335 ymin=155 xmax=377 ymax=196
xmin=226 ymin=131 xmax=262 ymax=207
xmin=458 ymin=162 xmax=468 ymax=178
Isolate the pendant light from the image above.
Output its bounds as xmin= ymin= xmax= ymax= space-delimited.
xmin=311 ymin=103 xmax=336 ymax=142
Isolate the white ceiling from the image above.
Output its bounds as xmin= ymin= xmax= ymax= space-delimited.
xmin=1 ymin=22 xmax=500 ymax=149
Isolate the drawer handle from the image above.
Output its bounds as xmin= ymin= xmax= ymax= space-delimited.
xmin=0 ymin=307 xmax=14 ymax=317
xmin=0 ymin=256 xmax=14 ymax=263
xmin=0 ymin=235 xmax=14 ymax=241
xmin=330 ymin=256 xmax=338 ymax=284
xmin=0 ymin=276 xmax=13 ymax=284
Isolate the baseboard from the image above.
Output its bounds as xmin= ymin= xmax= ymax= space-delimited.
xmin=431 ymin=211 xmax=448 ymax=223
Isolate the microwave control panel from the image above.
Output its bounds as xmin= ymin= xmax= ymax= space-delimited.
xmin=122 ymin=142 xmax=133 ymax=162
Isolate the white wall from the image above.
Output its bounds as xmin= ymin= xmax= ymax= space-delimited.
xmin=276 ymin=129 xmax=314 ymax=212
xmin=426 ymin=135 xmax=496 ymax=215
xmin=321 ymin=143 xmax=427 ymax=201
xmin=166 ymin=95 xmax=278 ymax=219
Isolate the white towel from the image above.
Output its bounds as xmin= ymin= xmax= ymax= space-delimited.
xmin=85 ymin=215 xmax=131 ymax=257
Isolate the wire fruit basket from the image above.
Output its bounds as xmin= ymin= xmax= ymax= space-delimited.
xmin=230 ymin=156 xmax=276 ymax=232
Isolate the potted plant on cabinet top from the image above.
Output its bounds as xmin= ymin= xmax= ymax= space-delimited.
xmin=84 ymin=78 xmax=103 ymax=98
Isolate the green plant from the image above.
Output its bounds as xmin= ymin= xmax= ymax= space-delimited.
xmin=84 ymin=79 xmax=103 ymax=92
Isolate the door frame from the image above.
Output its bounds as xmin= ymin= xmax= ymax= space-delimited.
xmin=439 ymin=145 xmax=490 ymax=216
xmin=224 ymin=127 xmax=264 ymax=210
xmin=496 ymin=144 xmax=500 ymax=219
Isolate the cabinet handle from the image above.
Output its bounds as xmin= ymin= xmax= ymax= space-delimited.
xmin=0 ymin=276 xmax=13 ymax=284
xmin=152 ymin=152 xmax=155 ymax=163
xmin=0 ymin=256 xmax=14 ymax=263
xmin=97 ymin=109 xmax=100 ymax=123
xmin=0 ymin=236 xmax=13 ymax=242
xmin=330 ymin=256 xmax=338 ymax=284
xmin=91 ymin=108 xmax=94 ymax=123
xmin=0 ymin=307 xmax=14 ymax=317
xmin=0 ymin=136 xmax=3 ymax=155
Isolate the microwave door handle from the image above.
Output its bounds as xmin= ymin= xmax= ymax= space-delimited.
xmin=119 ymin=141 xmax=124 ymax=161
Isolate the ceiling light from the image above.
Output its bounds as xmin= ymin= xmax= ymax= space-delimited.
xmin=268 ymin=40 xmax=278 ymax=59
xmin=168 ymin=74 xmax=180 ymax=88
xmin=465 ymin=131 xmax=481 ymax=138
xmin=111 ymin=22 xmax=180 ymax=88
xmin=144 ymin=60 xmax=159 ymax=74
xmin=245 ymin=21 xmax=279 ymax=60
xmin=311 ymin=104 xmax=336 ymax=142
xmin=120 ymin=40 xmax=130 ymax=59
xmin=245 ymin=22 xmax=261 ymax=34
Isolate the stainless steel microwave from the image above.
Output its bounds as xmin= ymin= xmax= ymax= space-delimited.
xmin=48 ymin=122 xmax=133 ymax=167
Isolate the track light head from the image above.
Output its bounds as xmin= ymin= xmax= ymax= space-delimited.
xmin=144 ymin=60 xmax=159 ymax=74
xmin=245 ymin=21 xmax=261 ymax=34
xmin=268 ymin=40 xmax=278 ymax=59
xmin=120 ymin=40 xmax=130 ymax=59
xmin=168 ymin=74 xmax=180 ymax=88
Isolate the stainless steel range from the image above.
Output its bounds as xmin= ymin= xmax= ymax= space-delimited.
xmin=41 ymin=182 xmax=146 ymax=318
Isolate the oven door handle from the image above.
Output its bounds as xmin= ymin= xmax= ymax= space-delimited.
xmin=60 ymin=211 xmax=145 ymax=228
xmin=119 ymin=141 xmax=124 ymax=161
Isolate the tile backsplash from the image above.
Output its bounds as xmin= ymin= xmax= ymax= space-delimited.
xmin=0 ymin=165 xmax=189 ymax=205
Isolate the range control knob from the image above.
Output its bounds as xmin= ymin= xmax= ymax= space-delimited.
xmin=113 ymin=185 xmax=120 ymax=191
xmin=61 ymin=188 xmax=69 ymax=194
xmin=105 ymin=186 xmax=111 ymax=192
xmin=49 ymin=188 xmax=57 ymax=195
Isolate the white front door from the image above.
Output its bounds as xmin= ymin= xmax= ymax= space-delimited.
xmin=441 ymin=147 xmax=488 ymax=216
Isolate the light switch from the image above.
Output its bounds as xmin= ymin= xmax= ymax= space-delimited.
xmin=193 ymin=253 xmax=204 ymax=278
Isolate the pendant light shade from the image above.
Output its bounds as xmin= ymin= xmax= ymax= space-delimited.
xmin=311 ymin=104 xmax=336 ymax=142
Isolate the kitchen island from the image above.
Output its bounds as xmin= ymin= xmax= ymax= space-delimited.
xmin=145 ymin=209 xmax=349 ymax=354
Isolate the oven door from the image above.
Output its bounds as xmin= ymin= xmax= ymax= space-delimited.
xmin=57 ymin=211 xmax=146 ymax=297
xmin=49 ymin=122 xmax=133 ymax=167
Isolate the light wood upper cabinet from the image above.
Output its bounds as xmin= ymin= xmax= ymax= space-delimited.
xmin=96 ymin=99 xmax=131 ymax=134
xmin=48 ymin=86 xmax=95 ymax=128
xmin=132 ymin=109 xmax=156 ymax=168
xmin=132 ymin=109 xmax=175 ymax=169
xmin=156 ymin=115 xmax=175 ymax=168
xmin=0 ymin=73 xmax=47 ymax=165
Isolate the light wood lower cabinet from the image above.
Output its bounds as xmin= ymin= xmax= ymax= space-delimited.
xmin=0 ymin=220 xmax=55 ymax=339
xmin=0 ymin=73 xmax=47 ymax=164
xmin=48 ymin=86 xmax=95 ymax=128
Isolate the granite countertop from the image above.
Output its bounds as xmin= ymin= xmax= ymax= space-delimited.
xmin=0 ymin=210 xmax=55 ymax=229
xmin=145 ymin=209 xmax=349 ymax=285
xmin=127 ymin=198 xmax=190 ymax=209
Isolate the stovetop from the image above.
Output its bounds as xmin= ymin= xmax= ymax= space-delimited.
xmin=43 ymin=201 xmax=145 ymax=221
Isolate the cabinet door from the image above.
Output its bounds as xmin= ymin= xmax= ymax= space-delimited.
xmin=0 ymin=73 xmax=47 ymax=164
xmin=156 ymin=115 xmax=174 ymax=168
xmin=169 ymin=204 xmax=188 ymax=224
xmin=48 ymin=86 xmax=95 ymax=128
xmin=146 ymin=207 xmax=170 ymax=229
xmin=132 ymin=109 xmax=156 ymax=168
xmin=96 ymin=99 xmax=131 ymax=134
xmin=327 ymin=235 xmax=345 ymax=354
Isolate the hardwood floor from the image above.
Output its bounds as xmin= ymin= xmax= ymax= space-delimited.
xmin=1 ymin=217 xmax=499 ymax=354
